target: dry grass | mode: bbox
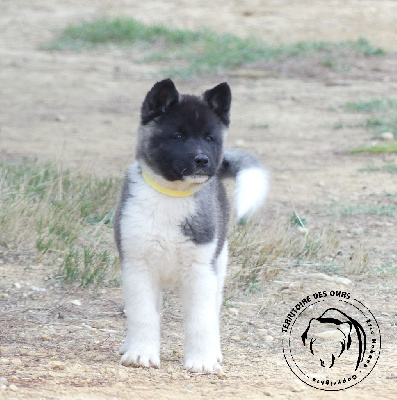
[345,244,371,274]
[227,218,340,296]
[0,159,121,286]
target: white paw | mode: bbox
[184,356,222,374]
[120,348,160,368]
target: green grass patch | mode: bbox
[43,18,201,50]
[375,261,397,275]
[250,123,270,129]
[330,193,397,218]
[342,99,396,113]
[337,203,397,217]
[360,164,397,174]
[0,159,122,286]
[341,98,397,139]
[351,141,397,154]
[42,17,385,77]
[345,204,397,217]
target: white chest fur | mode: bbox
[119,163,216,285]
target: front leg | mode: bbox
[119,261,161,368]
[181,262,222,373]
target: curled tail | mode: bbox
[218,148,269,221]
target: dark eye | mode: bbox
[174,133,184,141]
[206,135,214,143]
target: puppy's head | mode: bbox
[136,79,231,183]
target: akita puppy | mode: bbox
[114,79,268,373]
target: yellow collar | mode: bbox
[142,170,197,198]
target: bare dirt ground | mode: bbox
[1,1,397,399]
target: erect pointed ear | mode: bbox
[203,82,231,126]
[141,79,179,124]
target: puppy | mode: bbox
[114,79,268,373]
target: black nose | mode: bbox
[194,154,209,167]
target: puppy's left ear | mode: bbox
[141,79,180,124]
[203,82,231,126]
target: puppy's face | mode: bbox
[136,79,231,182]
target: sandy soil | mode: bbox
[1,1,397,399]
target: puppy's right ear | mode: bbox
[141,79,179,124]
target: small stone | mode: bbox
[374,221,394,227]
[0,293,8,299]
[228,307,239,315]
[19,349,28,356]
[235,139,248,147]
[318,181,325,187]
[264,335,274,343]
[0,378,8,386]
[55,114,66,122]
[41,335,51,341]
[187,383,194,390]
[231,336,241,342]
[172,349,183,359]
[13,283,21,289]
[30,286,46,292]
[9,384,18,392]
[217,369,227,378]
[115,368,129,380]
[51,361,66,370]
[297,226,308,236]
[379,132,394,141]
[0,359,10,364]
[289,381,305,392]
[336,277,352,286]
[11,359,22,366]
[354,228,364,236]
[308,272,351,286]
[70,300,81,306]
[263,391,271,396]
[288,282,301,289]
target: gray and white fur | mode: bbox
[114,79,268,373]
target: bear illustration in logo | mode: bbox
[301,308,366,371]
